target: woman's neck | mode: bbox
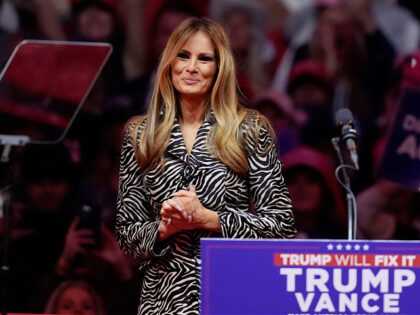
[179,96,208,126]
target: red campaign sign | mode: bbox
[274,253,420,267]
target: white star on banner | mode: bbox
[354,244,361,250]
[363,244,370,251]
[336,244,343,250]
[345,244,352,250]
[327,244,334,250]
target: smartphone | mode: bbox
[77,204,102,250]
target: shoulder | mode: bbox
[240,109,276,155]
[123,115,148,143]
[125,115,147,133]
[240,108,272,132]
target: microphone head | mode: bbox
[334,108,354,127]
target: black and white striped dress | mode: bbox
[116,110,296,315]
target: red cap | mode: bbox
[288,59,331,90]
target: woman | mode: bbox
[116,17,296,314]
[44,280,107,315]
[282,146,346,239]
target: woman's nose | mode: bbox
[186,58,198,72]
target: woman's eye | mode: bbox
[199,56,214,62]
[177,53,189,59]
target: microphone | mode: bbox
[334,108,359,170]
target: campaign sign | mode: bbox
[379,86,420,191]
[201,238,420,315]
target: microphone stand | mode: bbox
[331,137,358,240]
[0,135,30,315]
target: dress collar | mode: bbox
[166,108,216,165]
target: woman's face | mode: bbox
[154,11,192,58]
[171,31,217,103]
[55,287,96,315]
[223,10,252,53]
[287,170,323,213]
[26,178,70,212]
[76,6,114,41]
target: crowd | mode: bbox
[0,0,419,314]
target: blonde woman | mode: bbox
[116,17,296,315]
[44,280,106,315]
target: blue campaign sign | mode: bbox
[379,86,420,191]
[201,238,420,315]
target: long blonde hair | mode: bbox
[44,280,107,315]
[131,17,271,175]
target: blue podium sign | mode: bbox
[201,239,420,315]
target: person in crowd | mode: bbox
[0,143,138,314]
[32,0,145,82]
[30,0,153,172]
[273,0,396,121]
[1,144,78,312]
[77,107,131,229]
[210,0,274,100]
[116,17,296,314]
[356,51,420,241]
[282,145,347,239]
[250,89,305,157]
[55,214,139,315]
[142,0,204,104]
[43,280,107,315]
[286,59,336,156]
[357,180,420,240]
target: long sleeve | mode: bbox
[218,122,297,239]
[115,124,170,263]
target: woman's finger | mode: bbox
[166,199,183,212]
[172,190,195,198]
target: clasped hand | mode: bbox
[160,186,204,231]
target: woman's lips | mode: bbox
[182,78,200,84]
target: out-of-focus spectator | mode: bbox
[277,0,398,192]
[143,0,204,104]
[251,89,305,156]
[372,51,420,172]
[357,180,420,240]
[282,145,346,239]
[29,0,149,171]
[145,0,205,70]
[78,107,129,230]
[259,0,290,77]
[44,280,107,315]
[357,51,420,241]
[287,59,335,155]
[1,144,78,312]
[55,213,138,315]
[273,0,400,109]
[0,143,137,314]
[210,0,274,100]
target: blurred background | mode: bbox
[0,0,419,314]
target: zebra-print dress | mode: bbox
[116,110,296,315]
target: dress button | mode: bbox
[182,164,193,187]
